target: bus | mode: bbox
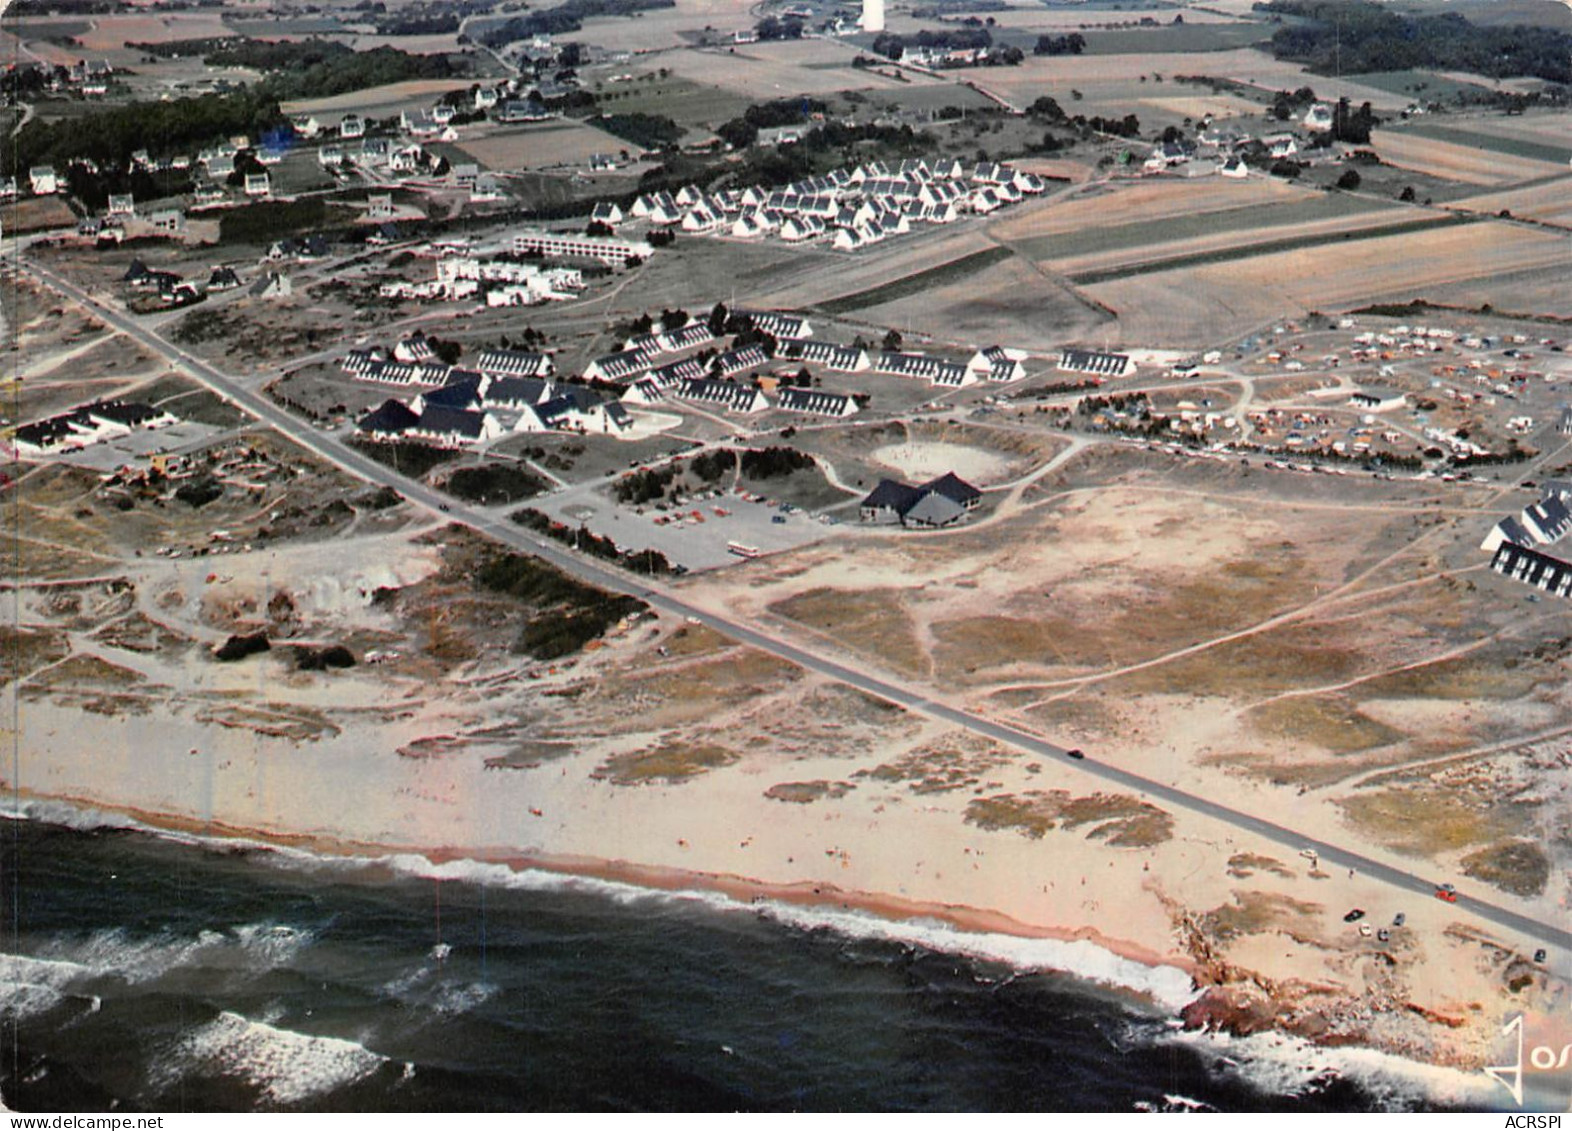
[727,542,761,559]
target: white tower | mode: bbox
[862,0,885,33]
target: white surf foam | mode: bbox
[161,1011,385,1106]
[1160,1026,1505,1111]
[378,853,1199,1011]
[0,955,79,1020]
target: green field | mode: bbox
[1016,191,1400,263]
[588,76,750,130]
[1068,213,1475,284]
[1337,69,1494,101]
[1081,23,1272,55]
[816,246,1015,313]
[1398,121,1570,165]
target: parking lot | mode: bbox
[45,422,231,473]
[527,480,836,572]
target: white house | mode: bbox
[29,166,58,195]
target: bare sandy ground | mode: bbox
[1370,129,1570,186]
[1444,178,1572,226]
[1082,221,1571,346]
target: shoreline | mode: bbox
[6,786,1199,998]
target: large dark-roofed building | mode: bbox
[1491,541,1572,598]
[1059,349,1131,378]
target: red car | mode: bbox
[1435,884,1458,903]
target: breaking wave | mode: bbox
[1159,1026,1505,1111]
[157,1012,385,1106]
[377,853,1200,1012]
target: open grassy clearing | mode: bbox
[1369,128,1568,186]
[1445,179,1572,226]
[659,44,946,97]
[0,626,70,686]
[817,247,1015,314]
[1246,694,1406,755]
[990,177,1301,243]
[1066,214,1475,285]
[1339,784,1533,859]
[593,739,740,785]
[1083,219,1570,345]
[1018,190,1400,263]
[965,789,1174,847]
[1338,69,1495,101]
[854,255,1108,351]
[1081,22,1272,54]
[456,121,630,170]
[593,74,750,129]
[568,648,802,732]
[1460,840,1550,897]
[770,587,927,678]
[1397,122,1570,167]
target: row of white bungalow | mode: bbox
[622,159,1045,250]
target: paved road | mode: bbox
[21,257,1572,958]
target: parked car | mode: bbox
[1344,908,1365,922]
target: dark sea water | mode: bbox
[0,812,1496,1112]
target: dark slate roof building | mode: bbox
[860,478,926,523]
[903,490,966,528]
[1060,349,1131,378]
[675,378,768,413]
[1523,495,1572,544]
[356,399,419,437]
[483,377,553,409]
[778,338,868,372]
[86,401,163,428]
[418,377,484,412]
[922,471,982,509]
[1491,541,1572,598]
[777,387,858,417]
[860,472,982,525]
[475,348,553,378]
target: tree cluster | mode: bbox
[1033,33,1085,56]
[1259,0,1572,84]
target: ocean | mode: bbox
[0,811,1498,1112]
